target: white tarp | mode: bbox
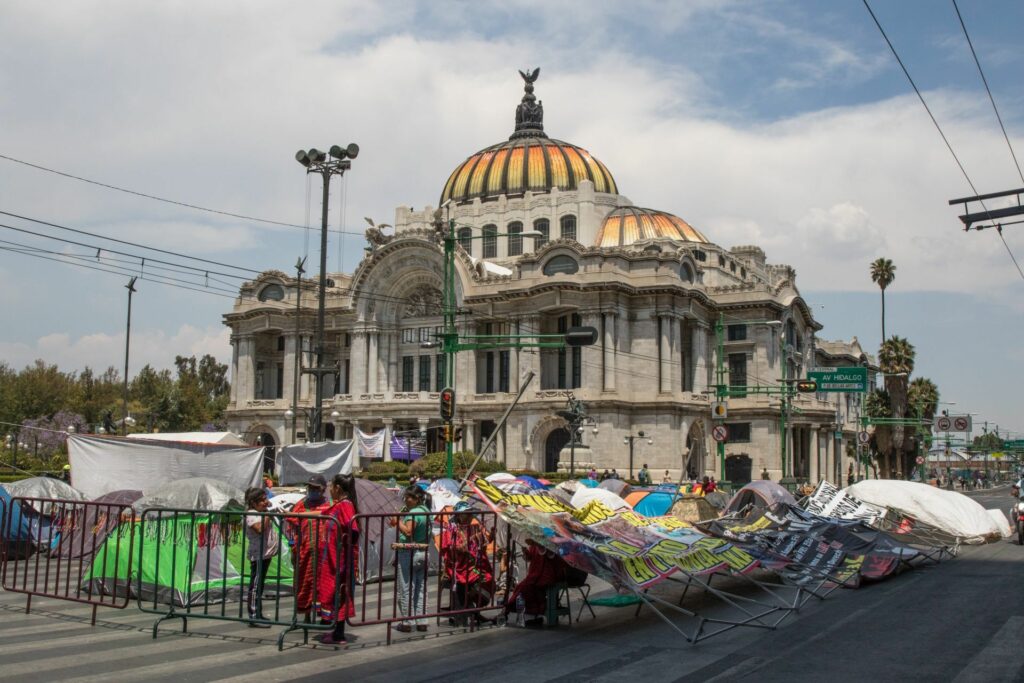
[275,440,354,485]
[846,479,1004,544]
[127,432,247,445]
[68,434,263,499]
[570,486,632,511]
[134,478,246,512]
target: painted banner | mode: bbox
[470,477,757,590]
[803,481,886,521]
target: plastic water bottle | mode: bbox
[515,594,525,626]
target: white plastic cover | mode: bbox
[68,435,263,499]
[275,441,354,485]
[134,478,246,512]
[570,486,632,511]
[845,480,1003,544]
[126,432,247,445]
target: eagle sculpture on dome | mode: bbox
[518,67,540,85]
[514,68,544,137]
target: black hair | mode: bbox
[331,474,359,512]
[244,487,266,509]
[403,484,425,503]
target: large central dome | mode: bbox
[440,70,618,205]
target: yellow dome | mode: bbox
[440,69,617,205]
[595,206,709,248]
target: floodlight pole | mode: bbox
[123,277,138,436]
[291,257,306,444]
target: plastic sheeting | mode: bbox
[846,480,1004,544]
[133,478,246,512]
[3,477,86,515]
[570,486,632,511]
[275,441,354,485]
[126,432,247,445]
[68,435,263,499]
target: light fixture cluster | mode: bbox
[295,144,360,168]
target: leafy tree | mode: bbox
[879,336,915,478]
[973,432,1003,450]
[864,389,892,477]
[870,258,896,342]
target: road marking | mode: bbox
[952,616,1024,682]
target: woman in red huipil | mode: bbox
[316,474,359,645]
[504,539,566,628]
[441,502,493,624]
[285,474,332,622]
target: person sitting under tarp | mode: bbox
[441,501,494,626]
[504,539,567,628]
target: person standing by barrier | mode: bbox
[286,474,332,622]
[441,501,494,626]
[316,474,359,645]
[389,485,430,633]
[244,487,279,628]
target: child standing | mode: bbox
[244,487,280,627]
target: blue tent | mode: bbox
[0,485,34,557]
[628,490,677,517]
[515,474,546,490]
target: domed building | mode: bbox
[224,71,872,487]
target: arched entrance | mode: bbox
[544,428,571,473]
[257,431,277,474]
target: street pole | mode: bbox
[123,277,137,436]
[443,218,457,479]
[715,314,726,480]
[291,257,305,444]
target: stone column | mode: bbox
[521,316,541,387]
[238,335,256,402]
[582,311,602,394]
[602,311,616,391]
[367,330,379,394]
[812,429,822,484]
[387,332,399,393]
[382,418,393,462]
[229,336,240,405]
[350,330,366,395]
[509,319,521,392]
[464,420,476,454]
[282,334,298,406]
[659,315,672,394]
[691,323,709,393]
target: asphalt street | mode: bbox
[0,486,1020,682]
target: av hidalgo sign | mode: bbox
[807,367,869,393]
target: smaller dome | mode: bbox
[595,206,709,248]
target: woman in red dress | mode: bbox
[316,474,359,645]
[504,539,567,628]
[285,474,332,622]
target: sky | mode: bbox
[0,0,1021,435]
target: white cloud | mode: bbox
[0,325,231,376]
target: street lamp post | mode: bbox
[295,144,359,442]
[291,256,306,445]
[123,276,137,436]
[623,431,651,480]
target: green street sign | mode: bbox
[1004,439,1024,449]
[808,366,868,393]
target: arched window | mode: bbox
[507,221,523,256]
[482,224,497,258]
[680,263,694,283]
[258,284,284,302]
[559,214,577,242]
[543,255,579,276]
[533,218,549,249]
[457,227,473,254]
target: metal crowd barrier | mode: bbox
[136,508,346,650]
[0,496,135,625]
[348,509,515,644]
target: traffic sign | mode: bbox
[712,425,729,443]
[712,402,728,419]
[1005,440,1024,449]
[935,416,952,431]
[951,415,971,432]
[807,366,868,393]
[915,456,924,465]
[857,431,871,445]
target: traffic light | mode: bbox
[565,326,598,347]
[440,387,456,421]
[712,402,728,419]
[795,380,818,393]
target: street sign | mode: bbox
[857,431,871,445]
[951,415,972,432]
[915,456,924,465]
[1005,440,1024,449]
[712,425,729,443]
[935,416,952,431]
[807,366,868,393]
[712,402,728,419]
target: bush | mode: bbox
[365,460,409,475]
[409,451,507,478]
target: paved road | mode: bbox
[1,487,1021,682]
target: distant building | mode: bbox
[224,72,871,486]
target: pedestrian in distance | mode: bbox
[638,464,650,486]
[244,487,280,628]
[285,474,332,623]
[389,485,430,632]
[587,467,598,481]
[662,470,672,483]
[316,474,359,645]
[761,467,771,480]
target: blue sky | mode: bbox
[0,0,1021,434]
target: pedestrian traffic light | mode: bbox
[712,402,728,419]
[440,387,455,421]
[796,380,818,393]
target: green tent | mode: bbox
[84,513,293,608]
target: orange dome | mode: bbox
[595,206,709,248]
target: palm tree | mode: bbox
[870,258,896,343]
[879,336,915,478]
[907,377,939,477]
[864,388,892,478]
